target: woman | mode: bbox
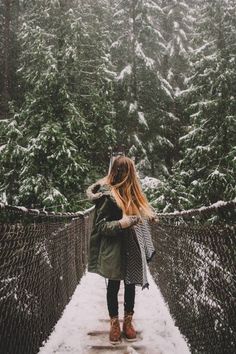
[86,155,157,345]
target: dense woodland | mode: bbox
[0,0,235,212]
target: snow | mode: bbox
[113,9,125,18]
[198,200,229,210]
[138,112,148,127]
[135,42,155,69]
[184,239,232,318]
[193,40,215,54]
[167,68,173,81]
[179,127,202,142]
[141,176,163,190]
[0,144,6,152]
[166,111,179,121]
[191,180,199,186]
[103,68,117,78]
[110,40,121,49]
[38,268,190,354]
[163,200,232,217]
[133,134,143,148]
[116,64,132,81]
[0,192,7,203]
[129,101,138,113]
[146,2,163,13]
[42,188,66,203]
[179,29,187,41]
[35,242,52,268]
[157,75,173,99]
[173,21,179,30]
[16,206,28,212]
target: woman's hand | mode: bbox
[118,215,141,229]
[149,214,159,223]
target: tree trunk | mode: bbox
[131,0,137,102]
[2,0,11,117]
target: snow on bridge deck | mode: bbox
[38,268,190,354]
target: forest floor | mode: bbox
[38,268,190,354]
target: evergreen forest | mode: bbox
[0,0,235,212]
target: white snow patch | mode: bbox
[135,42,155,69]
[38,268,190,354]
[0,144,6,152]
[141,176,163,190]
[138,112,148,127]
[43,188,66,203]
[129,101,138,114]
[0,192,7,203]
[116,64,132,81]
[193,40,215,54]
[16,206,28,212]
[133,133,143,147]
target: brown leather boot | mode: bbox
[122,310,137,341]
[109,315,121,345]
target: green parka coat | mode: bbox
[86,181,131,280]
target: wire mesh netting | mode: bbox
[149,201,236,354]
[0,201,235,354]
[0,204,95,354]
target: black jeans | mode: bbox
[106,279,135,318]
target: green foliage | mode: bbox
[0,0,116,208]
[175,0,236,207]
[0,0,235,212]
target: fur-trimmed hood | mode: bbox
[86,179,117,204]
[86,179,159,223]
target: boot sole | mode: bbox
[109,339,122,345]
[124,336,138,342]
[122,331,138,342]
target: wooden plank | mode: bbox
[86,346,148,354]
[87,330,142,336]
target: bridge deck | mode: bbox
[38,269,190,354]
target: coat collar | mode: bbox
[86,180,117,204]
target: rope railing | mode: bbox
[156,199,235,217]
[0,202,94,219]
[0,200,235,354]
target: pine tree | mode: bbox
[0,0,20,118]
[0,0,90,208]
[158,0,194,170]
[109,0,177,178]
[75,0,117,171]
[176,0,236,207]
[161,0,193,91]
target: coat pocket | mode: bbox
[98,236,122,279]
[100,237,116,259]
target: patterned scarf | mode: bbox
[124,218,156,290]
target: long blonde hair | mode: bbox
[102,155,156,219]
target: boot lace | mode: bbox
[111,317,120,336]
[125,314,133,328]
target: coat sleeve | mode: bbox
[94,196,122,237]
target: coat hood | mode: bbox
[86,179,117,204]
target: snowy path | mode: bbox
[38,268,190,354]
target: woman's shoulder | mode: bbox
[86,178,117,205]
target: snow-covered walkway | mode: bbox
[38,268,190,354]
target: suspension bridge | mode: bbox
[0,201,235,354]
